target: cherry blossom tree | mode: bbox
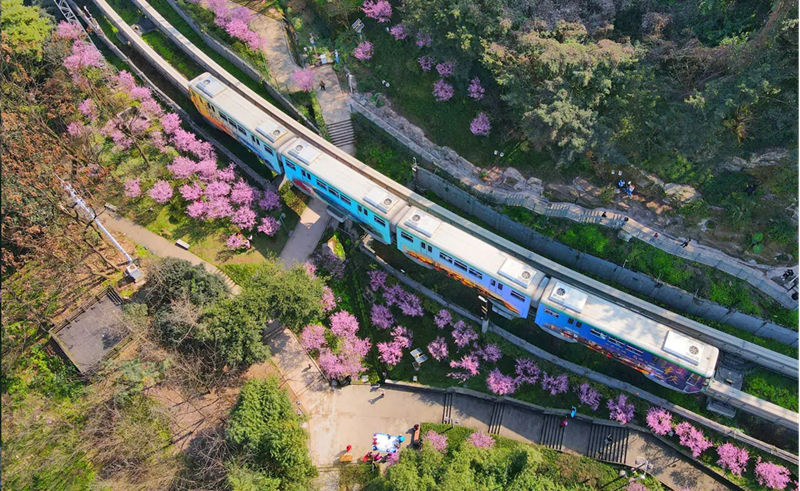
[626,483,647,491]
[231,207,257,229]
[258,189,280,211]
[646,408,673,436]
[477,344,502,363]
[418,56,434,71]
[205,197,234,219]
[368,270,388,291]
[467,432,494,449]
[427,336,448,361]
[217,164,236,182]
[171,128,215,160]
[383,284,406,306]
[377,341,403,366]
[451,320,478,348]
[361,0,392,22]
[301,324,328,351]
[55,21,84,41]
[716,443,749,477]
[755,458,792,490]
[291,68,315,92]
[470,113,491,136]
[353,41,374,61]
[63,40,104,82]
[230,180,256,205]
[432,79,454,101]
[674,422,712,458]
[78,98,98,121]
[487,369,516,395]
[514,358,540,386]
[448,354,480,382]
[321,286,336,312]
[226,233,249,250]
[576,383,602,411]
[161,113,182,135]
[186,200,208,218]
[257,216,279,236]
[148,180,173,203]
[435,61,454,77]
[179,182,203,201]
[390,24,408,40]
[195,159,219,180]
[607,394,635,425]
[205,180,232,198]
[424,430,447,452]
[168,156,197,179]
[66,122,87,138]
[434,309,452,329]
[397,291,423,317]
[371,303,394,330]
[330,311,359,338]
[390,326,413,349]
[467,77,485,100]
[541,373,569,396]
[415,31,432,47]
[124,178,141,198]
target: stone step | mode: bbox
[539,414,566,450]
[586,423,629,464]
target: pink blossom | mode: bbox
[674,422,712,458]
[368,270,388,292]
[427,337,448,361]
[432,79,454,102]
[124,178,142,198]
[205,180,231,198]
[645,408,672,436]
[541,372,569,396]
[140,98,163,118]
[607,394,635,425]
[330,311,359,338]
[230,180,256,205]
[304,261,317,279]
[435,61,454,77]
[448,354,480,382]
[343,335,372,359]
[225,18,261,50]
[195,159,218,181]
[226,233,249,250]
[321,286,336,312]
[186,200,208,218]
[418,56,434,71]
[434,309,452,329]
[318,348,360,379]
[63,40,104,79]
[470,113,491,136]
[179,182,203,201]
[150,131,167,152]
[115,71,137,92]
[467,432,494,449]
[129,86,152,101]
[467,77,485,100]
[390,24,408,40]
[161,113,182,135]
[148,180,173,203]
[67,121,87,137]
[205,197,234,219]
[168,156,197,179]
[383,284,406,307]
[353,41,374,61]
[390,326,413,349]
[415,32,432,47]
[716,443,749,477]
[397,291,423,317]
[377,341,403,366]
[477,344,502,363]
[258,189,280,211]
[361,0,391,22]
[216,164,236,182]
[55,21,84,41]
[755,458,792,490]
[300,324,328,351]
[514,358,540,386]
[487,369,516,395]
[626,484,647,491]
[423,430,447,452]
[385,452,399,466]
[171,128,215,160]
[78,98,98,121]
[231,207,257,229]
[370,304,394,330]
[451,320,477,348]
[291,68,315,92]
[313,247,346,279]
[257,216,279,236]
[576,383,602,411]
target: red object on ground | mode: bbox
[346,444,352,452]
[362,454,370,462]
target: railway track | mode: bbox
[85,0,799,443]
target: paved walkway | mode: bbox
[101,212,241,294]
[278,197,330,267]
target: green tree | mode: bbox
[226,378,316,487]
[226,463,281,491]
[139,258,228,312]
[0,0,52,59]
[241,262,325,331]
[197,296,270,370]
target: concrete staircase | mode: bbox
[327,119,355,148]
[539,414,567,451]
[586,423,630,464]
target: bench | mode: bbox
[411,424,421,448]
[175,239,190,250]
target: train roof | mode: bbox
[282,137,406,218]
[188,73,290,144]
[399,207,545,295]
[540,280,719,376]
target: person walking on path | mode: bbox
[560,418,568,428]
[681,239,690,248]
[334,49,339,64]
[570,406,577,418]
[379,389,386,399]
[606,434,614,444]
[319,80,326,91]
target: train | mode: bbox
[187,72,719,393]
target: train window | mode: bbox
[340,195,351,205]
[439,252,453,263]
[567,318,574,325]
[236,124,245,134]
[497,283,504,291]
[400,231,413,242]
[285,161,296,170]
[357,205,363,213]
[263,145,274,156]
[251,135,257,144]
[328,188,340,198]
[373,216,386,227]
[510,290,525,301]
[576,321,583,327]
[490,279,496,287]
[427,245,432,252]
[608,337,624,348]
[543,308,559,317]
[315,179,327,190]
[453,260,468,271]
[468,268,483,279]
[590,329,605,338]
[420,240,427,249]
[627,345,643,355]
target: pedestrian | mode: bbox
[346,444,352,453]
[379,389,386,398]
[601,212,607,218]
[606,434,614,444]
[334,49,339,64]
[319,80,326,91]
[570,406,577,418]
[653,233,659,239]
[617,179,625,188]
[681,240,690,248]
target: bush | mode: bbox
[197,296,270,370]
[139,258,228,312]
[226,378,316,487]
[241,262,325,331]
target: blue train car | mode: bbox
[188,73,291,174]
[279,138,407,244]
[395,206,547,319]
[535,280,719,393]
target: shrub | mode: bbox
[140,258,228,311]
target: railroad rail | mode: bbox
[89,0,799,434]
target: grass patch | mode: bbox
[141,31,204,79]
[742,368,799,411]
